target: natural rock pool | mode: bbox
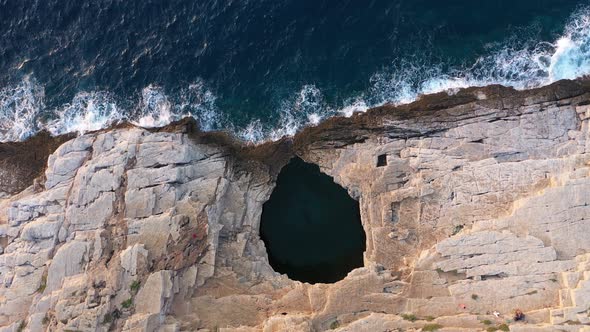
[260,157,366,284]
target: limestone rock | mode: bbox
[120,244,148,276]
[135,270,174,315]
[47,240,89,291]
[3,80,590,331]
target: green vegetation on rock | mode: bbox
[401,313,418,322]
[422,323,443,331]
[121,298,133,309]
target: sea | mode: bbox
[1,0,590,143]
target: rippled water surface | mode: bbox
[1,0,589,142]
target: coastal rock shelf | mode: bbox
[259,157,365,284]
[3,79,590,331]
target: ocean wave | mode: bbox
[0,78,222,142]
[0,77,44,142]
[238,85,328,142]
[2,7,590,143]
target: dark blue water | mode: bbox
[259,157,365,283]
[1,0,589,142]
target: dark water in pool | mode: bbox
[1,0,590,142]
[259,157,365,283]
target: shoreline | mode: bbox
[3,75,590,330]
[3,77,590,197]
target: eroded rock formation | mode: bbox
[3,79,590,331]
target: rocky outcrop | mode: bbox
[0,132,73,197]
[3,79,590,331]
[0,124,284,331]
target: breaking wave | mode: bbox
[0,79,223,142]
[2,7,590,143]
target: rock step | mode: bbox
[562,271,582,289]
[571,280,590,308]
[559,289,573,307]
[553,254,590,325]
[511,324,585,332]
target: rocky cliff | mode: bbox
[3,79,590,331]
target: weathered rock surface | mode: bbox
[3,79,590,331]
[0,132,73,197]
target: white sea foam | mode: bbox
[338,7,590,118]
[0,79,222,142]
[3,8,590,143]
[0,77,44,142]
[135,86,176,128]
[421,7,590,93]
[134,83,224,130]
[338,98,368,117]
[178,81,221,131]
[269,85,327,140]
[46,91,122,136]
[237,84,329,142]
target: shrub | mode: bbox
[42,315,49,325]
[103,313,112,324]
[498,324,509,331]
[422,323,443,331]
[425,316,435,322]
[482,319,492,325]
[17,321,26,332]
[486,327,498,332]
[401,313,417,322]
[130,280,141,293]
[37,274,47,293]
[471,294,479,300]
[452,225,464,235]
[121,298,133,309]
[329,320,340,329]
